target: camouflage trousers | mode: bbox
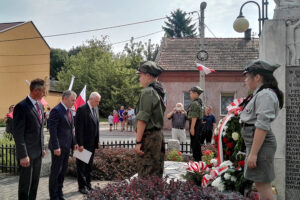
[137,130,165,178]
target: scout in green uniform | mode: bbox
[240,60,284,200]
[135,61,166,178]
[187,86,203,161]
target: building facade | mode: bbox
[156,37,259,129]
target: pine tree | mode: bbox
[162,9,197,38]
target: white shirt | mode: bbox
[28,95,39,111]
[127,109,135,120]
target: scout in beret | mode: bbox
[136,61,164,77]
[187,86,204,161]
[240,59,284,199]
[135,61,166,178]
[243,60,280,75]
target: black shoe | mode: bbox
[59,197,66,200]
[87,185,94,191]
[78,188,88,194]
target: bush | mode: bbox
[0,132,17,172]
[0,118,6,127]
[68,148,137,181]
[85,176,248,200]
[165,149,182,162]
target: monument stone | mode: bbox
[259,1,300,199]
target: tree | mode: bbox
[162,9,197,38]
[143,39,159,61]
[50,48,69,79]
[123,37,145,69]
[56,38,141,117]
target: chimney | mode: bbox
[244,28,251,40]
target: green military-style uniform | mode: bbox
[187,86,203,161]
[135,61,166,178]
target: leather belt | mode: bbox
[241,123,254,127]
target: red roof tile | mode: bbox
[156,37,259,71]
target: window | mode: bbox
[183,92,192,111]
[220,92,235,115]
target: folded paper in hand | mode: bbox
[73,149,92,164]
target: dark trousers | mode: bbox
[18,156,42,200]
[49,149,70,199]
[189,119,202,162]
[200,129,213,144]
[76,149,95,189]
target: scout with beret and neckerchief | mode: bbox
[187,86,204,161]
[240,60,284,199]
[135,61,166,178]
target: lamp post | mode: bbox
[233,0,269,36]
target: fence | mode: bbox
[0,144,18,174]
[101,140,192,154]
[0,140,192,174]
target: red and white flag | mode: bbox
[196,63,215,75]
[74,85,86,111]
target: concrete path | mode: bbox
[0,175,112,200]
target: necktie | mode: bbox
[93,108,97,118]
[35,102,42,123]
[67,109,72,123]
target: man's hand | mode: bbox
[135,144,144,156]
[54,148,61,156]
[190,128,195,136]
[74,144,79,151]
[42,150,46,158]
[20,156,30,167]
[79,146,84,152]
[247,154,257,169]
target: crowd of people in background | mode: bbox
[108,106,135,132]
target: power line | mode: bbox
[111,30,164,45]
[0,16,168,43]
[205,24,217,38]
[0,10,198,43]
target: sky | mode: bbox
[0,0,276,53]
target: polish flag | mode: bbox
[74,85,86,111]
[196,63,215,75]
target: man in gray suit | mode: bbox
[13,78,46,200]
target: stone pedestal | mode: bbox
[259,19,286,200]
[259,4,300,199]
[166,139,180,152]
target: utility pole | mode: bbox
[199,2,207,104]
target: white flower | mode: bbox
[223,126,228,131]
[231,176,237,182]
[224,173,231,180]
[211,177,221,187]
[222,130,227,136]
[217,182,225,191]
[210,159,218,167]
[232,132,239,141]
[220,160,233,168]
[214,128,218,136]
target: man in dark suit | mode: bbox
[13,78,47,200]
[48,90,78,200]
[75,92,101,194]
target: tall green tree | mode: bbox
[162,9,197,38]
[143,39,159,61]
[50,48,69,79]
[123,37,144,69]
[56,38,141,117]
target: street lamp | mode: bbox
[233,0,269,36]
